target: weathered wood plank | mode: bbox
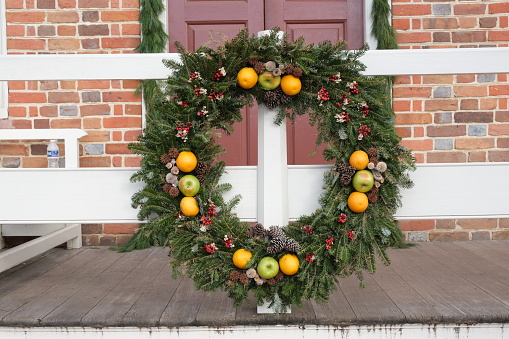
[455,241,509,271]
[311,284,357,325]
[80,248,164,326]
[195,291,238,326]
[43,248,152,326]
[430,242,509,308]
[400,244,509,322]
[386,245,469,322]
[1,247,120,326]
[159,277,206,326]
[0,247,105,324]
[0,248,77,294]
[338,271,405,324]
[121,248,180,327]
[369,252,442,323]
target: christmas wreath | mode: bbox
[121,29,415,312]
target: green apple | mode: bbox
[257,71,281,90]
[178,175,200,197]
[352,170,374,193]
[256,256,279,279]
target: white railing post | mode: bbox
[256,30,288,228]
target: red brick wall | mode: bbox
[392,0,509,241]
[2,0,142,246]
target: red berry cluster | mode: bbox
[317,87,331,101]
[325,236,334,250]
[204,242,218,254]
[301,225,313,235]
[358,102,370,117]
[223,235,234,248]
[337,94,350,107]
[329,75,341,82]
[347,230,356,242]
[176,122,193,141]
[358,125,371,137]
[347,81,359,94]
[177,100,189,107]
[208,91,225,101]
[208,205,217,217]
[189,72,201,81]
[305,253,316,262]
[201,215,212,227]
[337,213,347,223]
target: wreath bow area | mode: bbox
[118,29,415,311]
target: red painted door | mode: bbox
[167,0,364,165]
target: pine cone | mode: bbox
[264,90,279,109]
[168,148,180,159]
[267,278,276,286]
[268,226,284,240]
[340,173,352,186]
[283,64,303,77]
[196,174,206,186]
[367,147,378,158]
[195,161,211,175]
[169,186,180,197]
[275,271,284,281]
[274,88,291,105]
[253,223,266,238]
[367,191,378,204]
[160,153,172,164]
[162,184,173,194]
[229,270,241,281]
[369,157,379,166]
[253,61,266,74]
[284,238,301,252]
[239,274,249,285]
[267,238,285,254]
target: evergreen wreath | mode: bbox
[121,29,415,312]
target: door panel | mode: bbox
[167,0,364,166]
[168,0,263,165]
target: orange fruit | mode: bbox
[347,191,369,213]
[232,249,252,269]
[280,75,302,96]
[176,151,197,172]
[279,253,299,275]
[349,150,369,170]
[237,67,258,89]
[180,196,199,216]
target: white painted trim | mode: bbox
[1,48,508,81]
[0,1,8,119]
[363,0,377,49]
[1,323,509,339]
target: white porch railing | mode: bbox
[1,48,509,225]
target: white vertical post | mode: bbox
[256,30,288,228]
[257,105,289,227]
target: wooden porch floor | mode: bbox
[1,241,509,328]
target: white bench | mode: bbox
[0,129,87,271]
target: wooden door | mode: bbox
[167,0,364,165]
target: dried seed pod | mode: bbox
[165,162,173,169]
[166,173,179,186]
[246,268,257,279]
[171,166,179,175]
[376,161,387,173]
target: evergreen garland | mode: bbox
[121,29,415,311]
